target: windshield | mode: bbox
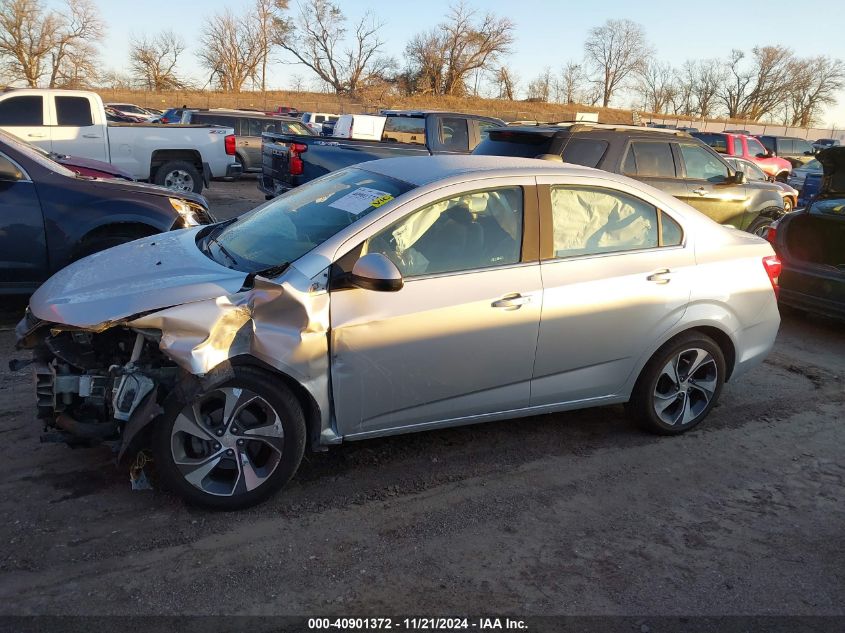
[202,167,416,273]
[0,129,76,177]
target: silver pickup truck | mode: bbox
[0,88,241,193]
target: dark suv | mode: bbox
[757,136,816,168]
[474,124,785,233]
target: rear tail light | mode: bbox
[762,255,782,298]
[224,134,236,155]
[289,142,307,176]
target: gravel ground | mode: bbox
[0,178,842,617]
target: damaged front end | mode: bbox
[16,313,174,454]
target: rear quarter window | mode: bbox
[473,133,554,158]
[560,138,608,168]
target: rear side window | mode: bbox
[623,142,676,177]
[0,96,43,126]
[474,132,553,158]
[730,136,744,157]
[439,117,469,151]
[550,186,659,258]
[794,139,813,155]
[55,96,93,126]
[779,138,795,154]
[478,120,500,142]
[382,116,426,144]
[560,138,608,168]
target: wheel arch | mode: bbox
[70,221,161,261]
[150,149,203,176]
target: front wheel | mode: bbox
[154,160,203,193]
[746,210,781,237]
[783,197,793,213]
[627,332,726,435]
[152,367,306,510]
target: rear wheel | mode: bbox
[154,160,202,193]
[783,197,793,213]
[628,332,726,435]
[152,367,306,510]
[747,210,781,237]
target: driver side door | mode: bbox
[675,142,749,227]
[329,178,542,439]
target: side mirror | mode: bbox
[732,170,746,184]
[350,253,404,292]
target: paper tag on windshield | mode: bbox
[329,187,393,215]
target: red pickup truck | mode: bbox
[693,132,792,182]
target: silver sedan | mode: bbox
[19,156,782,509]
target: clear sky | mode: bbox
[92,0,845,129]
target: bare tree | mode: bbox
[273,0,392,96]
[130,30,186,91]
[555,61,586,105]
[255,0,283,92]
[718,46,794,121]
[634,59,676,114]
[584,19,651,108]
[0,0,102,87]
[526,67,553,102]
[787,56,845,127]
[490,66,517,100]
[198,9,264,92]
[404,2,514,96]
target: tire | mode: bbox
[627,332,726,436]
[73,228,153,261]
[154,160,203,193]
[783,197,793,213]
[775,172,789,183]
[231,153,247,180]
[746,210,780,237]
[152,366,306,510]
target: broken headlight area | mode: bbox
[24,325,179,449]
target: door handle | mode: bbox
[692,187,707,196]
[82,133,101,139]
[27,133,46,138]
[492,293,531,309]
[647,269,672,284]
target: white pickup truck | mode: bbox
[0,88,241,193]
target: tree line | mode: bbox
[0,0,842,126]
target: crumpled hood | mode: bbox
[30,228,248,328]
[818,146,845,196]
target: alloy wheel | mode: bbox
[652,348,719,427]
[170,387,285,496]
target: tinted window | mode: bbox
[474,132,553,158]
[730,136,744,157]
[779,138,795,154]
[794,139,813,155]
[624,141,676,177]
[747,138,766,157]
[382,116,426,144]
[679,144,729,182]
[0,96,43,126]
[759,136,775,152]
[55,96,93,126]
[439,117,469,150]
[364,187,523,277]
[693,133,728,154]
[560,138,608,168]
[550,186,659,257]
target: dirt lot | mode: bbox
[0,178,843,617]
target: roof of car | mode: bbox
[357,154,600,186]
[490,123,690,137]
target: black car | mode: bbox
[767,146,845,319]
[0,130,214,294]
[473,124,785,233]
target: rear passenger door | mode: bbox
[0,94,50,151]
[532,177,693,405]
[49,95,108,162]
[621,140,687,199]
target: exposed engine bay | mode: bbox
[19,319,178,454]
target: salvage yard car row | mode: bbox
[1,87,843,511]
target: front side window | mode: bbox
[550,186,659,258]
[0,96,43,126]
[363,187,523,277]
[679,144,729,183]
[381,116,426,144]
[478,120,499,142]
[747,138,766,157]
[623,141,676,177]
[55,96,93,126]
[794,139,813,155]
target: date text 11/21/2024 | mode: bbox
[307,618,528,630]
